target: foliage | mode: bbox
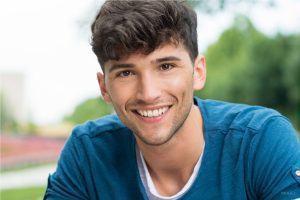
[1,186,45,200]
[186,0,276,13]
[64,97,113,124]
[195,16,300,128]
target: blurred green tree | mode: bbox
[195,16,300,128]
[282,34,300,127]
[64,97,113,124]
[186,0,276,12]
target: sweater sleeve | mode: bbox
[43,132,88,200]
[248,116,300,200]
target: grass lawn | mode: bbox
[1,186,46,200]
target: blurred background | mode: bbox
[0,0,299,199]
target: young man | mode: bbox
[44,0,300,199]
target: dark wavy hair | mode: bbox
[91,0,198,69]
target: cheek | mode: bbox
[108,83,133,108]
[163,72,194,92]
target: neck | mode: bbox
[136,105,204,195]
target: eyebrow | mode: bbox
[108,63,135,73]
[152,56,181,64]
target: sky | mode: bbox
[0,0,299,125]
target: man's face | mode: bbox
[98,44,206,146]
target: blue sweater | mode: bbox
[44,97,300,199]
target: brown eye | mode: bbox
[160,64,173,71]
[119,70,133,77]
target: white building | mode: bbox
[0,72,27,124]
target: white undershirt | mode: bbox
[136,144,205,200]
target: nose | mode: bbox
[136,73,161,104]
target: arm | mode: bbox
[249,116,300,200]
[44,133,88,200]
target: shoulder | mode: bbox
[60,114,135,164]
[195,97,300,198]
[195,97,285,132]
[71,113,129,139]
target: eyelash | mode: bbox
[116,63,175,78]
[117,70,134,77]
[160,63,174,71]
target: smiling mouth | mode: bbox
[135,106,170,118]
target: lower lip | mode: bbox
[134,108,170,123]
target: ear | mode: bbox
[97,72,112,103]
[193,55,206,91]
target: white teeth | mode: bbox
[143,111,148,117]
[159,108,163,115]
[137,107,168,118]
[148,111,153,117]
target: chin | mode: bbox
[136,131,175,146]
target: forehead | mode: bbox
[103,43,191,71]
